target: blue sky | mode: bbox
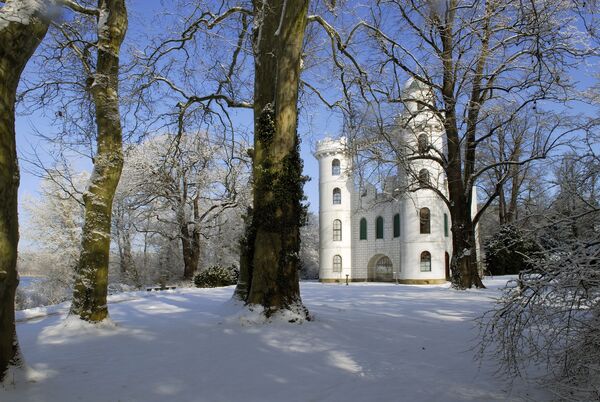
[15,0,342,218]
[15,0,599,224]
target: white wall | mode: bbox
[315,139,352,281]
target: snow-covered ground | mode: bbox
[2,277,548,402]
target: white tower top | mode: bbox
[314,136,348,159]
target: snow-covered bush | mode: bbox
[480,239,600,400]
[483,225,540,275]
[193,265,239,288]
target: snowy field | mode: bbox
[2,278,548,402]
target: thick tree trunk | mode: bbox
[235,0,309,318]
[0,1,49,382]
[180,226,200,280]
[439,0,485,289]
[449,205,484,289]
[180,193,200,280]
[70,0,127,322]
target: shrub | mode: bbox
[484,225,540,275]
[194,265,239,288]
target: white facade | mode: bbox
[314,79,477,284]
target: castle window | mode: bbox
[332,159,341,176]
[333,255,342,272]
[444,213,449,237]
[420,251,432,272]
[418,134,429,153]
[376,216,384,239]
[418,169,430,188]
[393,213,400,238]
[333,187,341,205]
[333,219,342,241]
[420,207,431,234]
[360,218,367,240]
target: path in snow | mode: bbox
[2,278,548,402]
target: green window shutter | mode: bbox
[376,216,384,239]
[393,214,400,238]
[360,218,367,240]
[444,213,449,237]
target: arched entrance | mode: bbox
[367,254,394,282]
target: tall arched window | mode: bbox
[359,218,367,240]
[420,251,432,272]
[393,213,400,238]
[333,255,342,272]
[420,207,431,234]
[418,134,429,153]
[333,219,342,241]
[332,187,341,205]
[376,216,384,239]
[332,159,341,176]
[418,169,430,187]
[444,213,449,237]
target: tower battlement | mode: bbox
[314,137,347,159]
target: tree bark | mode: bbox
[438,0,486,289]
[235,0,309,318]
[180,221,200,280]
[178,179,200,280]
[0,0,49,382]
[70,0,127,322]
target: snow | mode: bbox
[2,278,549,401]
[0,0,45,30]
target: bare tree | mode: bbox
[116,132,248,281]
[479,145,600,401]
[68,0,128,322]
[478,106,541,226]
[146,1,311,317]
[312,0,597,288]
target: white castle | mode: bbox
[314,78,479,284]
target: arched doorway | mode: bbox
[445,252,450,280]
[368,254,394,282]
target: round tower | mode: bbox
[399,78,452,283]
[314,137,353,283]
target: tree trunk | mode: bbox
[235,0,309,318]
[449,205,484,289]
[234,207,255,301]
[180,225,200,280]
[0,1,49,382]
[70,0,127,322]
[439,0,486,289]
[114,204,134,274]
[119,227,134,274]
[178,182,200,280]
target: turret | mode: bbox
[314,137,353,282]
[399,77,452,282]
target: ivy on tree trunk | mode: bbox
[235,0,310,318]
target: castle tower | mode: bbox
[314,137,353,282]
[399,77,452,282]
